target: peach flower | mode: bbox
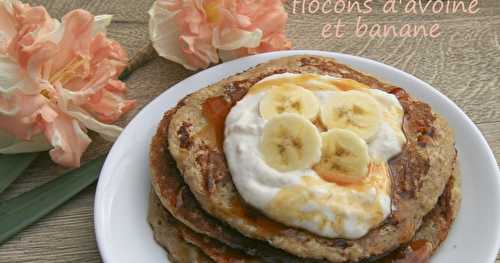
[0,0,135,167]
[149,0,291,70]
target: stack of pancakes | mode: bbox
[149,56,460,263]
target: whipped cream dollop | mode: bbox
[224,73,405,239]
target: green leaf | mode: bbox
[0,153,39,194]
[0,155,105,244]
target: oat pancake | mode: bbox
[149,171,459,263]
[150,104,460,263]
[165,56,458,262]
[149,192,261,263]
[367,164,460,263]
[148,192,213,263]
[151,108,321,263]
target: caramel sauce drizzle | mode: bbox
[248,73,369,94]
[266,162,390,238]
[201,96,232,150]
[200,74,373,151]
[227,199,286,236]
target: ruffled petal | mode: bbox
[212,27,262,50]
[149,0,195,69]
[54,83,129,141]
[149,0,219,70]
[0,54,25,94]
[89,33,127,76]
[50,9,94,73]
[39,10,97,90]
[92,14,112,36]
[54,55,134,119]
[42,111,91,168]
[163,0,183,11]
[0,0,17,51]
[0,91,47,140]
[61,106,123,142]
[84,87,136,124]
[7,1,58,65]
[247,32,291,54]
[244,0,288,33]
[179,32,218,69]
[24,41,58,93]
[211,7,261,50]
[148,0,291,69]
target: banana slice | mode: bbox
[259,84,320,120]
[320,90,382,141]
[260,113,321,172]
[313,129,369,184]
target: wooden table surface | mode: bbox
[0,0,499,262]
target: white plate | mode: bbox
[94,50,500,263]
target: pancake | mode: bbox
[164,55,457,262]
[150,108,321,263]
[148,191,214,263]
[149,154,460,263]
[367,162,460,263]
[149,191,261,263]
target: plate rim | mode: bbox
[94,50,500,263]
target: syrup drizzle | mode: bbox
[201,96,232,150]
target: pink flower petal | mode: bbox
[0,2,134,167]
[0,1,17,51]
[0,91,46,140]
[162,0,183,11]
[7,1,56,65]
[90,33,128,74]
[51,9,94,74]
[149,0,199,70]
[212,26,262,50]
[85,90,136,124]
[42,111,91,168]
[149,0,291,69]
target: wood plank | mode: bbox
[478,122,500,162]
[0,187,99,262]
[285,3,500,124]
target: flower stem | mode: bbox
[119,43,157,80]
